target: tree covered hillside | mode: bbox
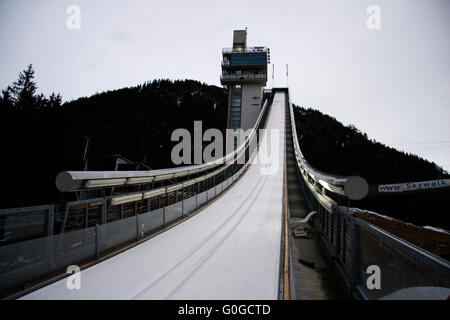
[293,105,448,183]
[293,105,450,229]
[0,65,227,208]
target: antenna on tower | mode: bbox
[286,63,289,87]
[272,64,275,88]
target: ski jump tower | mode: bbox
[221,30,270,130]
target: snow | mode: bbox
[423,226,450,235]
[352,208,450,234]
[21,92,287,300]
[379,286,450,300]
[350,208,394,221]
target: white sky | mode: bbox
[1,0,449,172]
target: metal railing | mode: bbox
[221,60,267,68]
[0,165,250,299]
[0,95,271,242]
[222,46,268,54]
[0,97,272,298]
[220,74,267,83]
[287,92,450,299]
[0,205,55,245]
[56,98,270,193]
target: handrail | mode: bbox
[288,98,450,197]
[106,132,254,206]
[287,93,349,199]
[220,74,267,81]
[222,46,268,54]
[56,99,269,192]
[287,89,450,299]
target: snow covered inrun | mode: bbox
[21,92,286,300]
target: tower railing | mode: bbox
[222,46,268,54]
[220,74,267,84]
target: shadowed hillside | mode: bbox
[0,66,227,208]
[293,105,450,230]
[1,65,448,230]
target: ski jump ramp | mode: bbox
[22,92,286,300]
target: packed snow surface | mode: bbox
[22,92,287,300]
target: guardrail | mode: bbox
[0,205,55,245]
[0,94,271,242]
[56,98,270,193]
[287,92,450,299]
[220,74,267,83]
[222,46,268,54]
[0,164,252,299]
[0,96,272,299]
[52,97,271,233]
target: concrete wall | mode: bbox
[240,84,263,130]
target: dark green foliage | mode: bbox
[1,65,447,229]
[62,79,227,170]
[0,67,227,208]
[293,104,447,183]
[1,64,62,111]
[293,104,450,229]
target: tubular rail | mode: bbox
[56,99,270,192]
[0,93,274,298]
[289,104,349,193]
[288,93,350,210]
[222,46,268,54]
[287,91,450,300]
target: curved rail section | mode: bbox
[56,98,270,192]
[20,92,286,299]
[0,97,272,299]
[2,89,449,300]
[287,92,450,300]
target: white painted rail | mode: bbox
[21,92,287,300]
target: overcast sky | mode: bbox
[1,0,449,173]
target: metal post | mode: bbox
[339,213,345,260]
[60,203,70,234]
[95,224,100,259]
[47,206,55,236]
[47,233,54,271]
[350,214,359,290]
[331,213,335,246]
[85,205,89,228]
[181,188,185,218]
[162,207,166,227]
[101,199,107,224]
[327,210,330,240]
[336,212,341,258]
[136,212,140,240]
[195,189,198,209]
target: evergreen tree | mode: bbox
[1,64,63,111]
[46,92,62,109]
[0,86,14,111]
[11,64,38,111]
